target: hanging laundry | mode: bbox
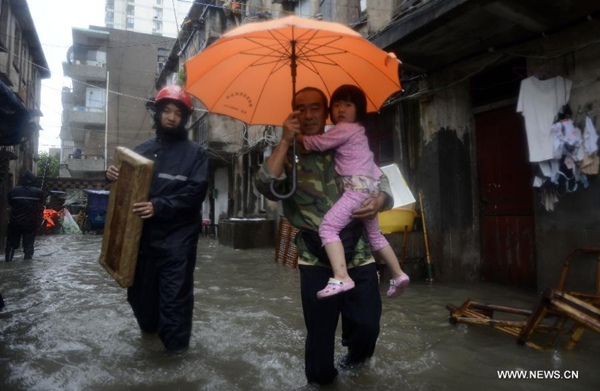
[562,120,582,148]
[581,115,599,175]
[540,184,559,211]
[550,122,565,159]
[517,76,572,162]
[538,159,561,184]
[558,119,585,161]
[583,116,599,154]
[580,153,599,175]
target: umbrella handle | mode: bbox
[269,138,297,200]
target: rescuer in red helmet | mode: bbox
[106,85,208,354]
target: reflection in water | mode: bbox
[0,235,598,390]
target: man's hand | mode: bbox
[282,111,301,144]
[106,165,119,181]
[351,193,386,220]
[132,201,154,219]
[265,111,302,179]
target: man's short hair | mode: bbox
[293,87,328,111]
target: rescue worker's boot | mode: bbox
[5,247,15,263]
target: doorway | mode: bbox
[475,106,537,289]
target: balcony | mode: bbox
[65,107,105,142]
[68,107,105,126]
[62,60,107,82]
[65,154,106,179]
[61,87,74,106]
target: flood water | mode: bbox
[1,234,598,390]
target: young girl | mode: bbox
[298,84,410,299]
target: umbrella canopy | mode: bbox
[185,15,401,126]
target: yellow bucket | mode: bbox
[378,208,417,234]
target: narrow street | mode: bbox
[0,234,598,390]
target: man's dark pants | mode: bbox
[127,249,197,352]
[299,262,382,385]
[6,222,37,260]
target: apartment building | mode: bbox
[61,26,175,178]
[0,0,49,251]
[105,0,192,37]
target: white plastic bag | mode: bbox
[60,209,82,235]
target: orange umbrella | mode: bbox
[185,15,401,126]
[185,15,401,198]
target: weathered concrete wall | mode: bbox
[416,77,480,281]
[207,115,244,152]
[366,0,396,33]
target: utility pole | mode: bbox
[104,71,110,170]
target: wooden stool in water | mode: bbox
[446,247,600,350]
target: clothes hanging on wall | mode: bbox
[534,116,598,211]
[517,76,572,162]
[581,116,600,175]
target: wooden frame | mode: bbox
[99,147,154,288]
[446,248,600,350]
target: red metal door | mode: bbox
[475,106,536,289]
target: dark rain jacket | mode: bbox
[134,134,208,258]
[8,171,43,227]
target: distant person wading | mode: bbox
[6,170,43,262]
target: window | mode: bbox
[360,0,367,13]
[359,0,368,20]
[157,50,167,73]
[13,25,21,71]
[127,5,135,16]
[0,1,7,47]
[298,0,310,18]
[19,44,29,104]
[154,7,162,19]
[153,20,162,32]
[364,111,394,165]
[378,137,394,163]
[156,0,162,5]
[106,0,114,9]
[126,17,134,28]
[105,11,114,23]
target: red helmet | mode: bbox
[155,85,193,112]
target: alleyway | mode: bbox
[0,234,598,390]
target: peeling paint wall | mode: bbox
[414,75,480,281]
